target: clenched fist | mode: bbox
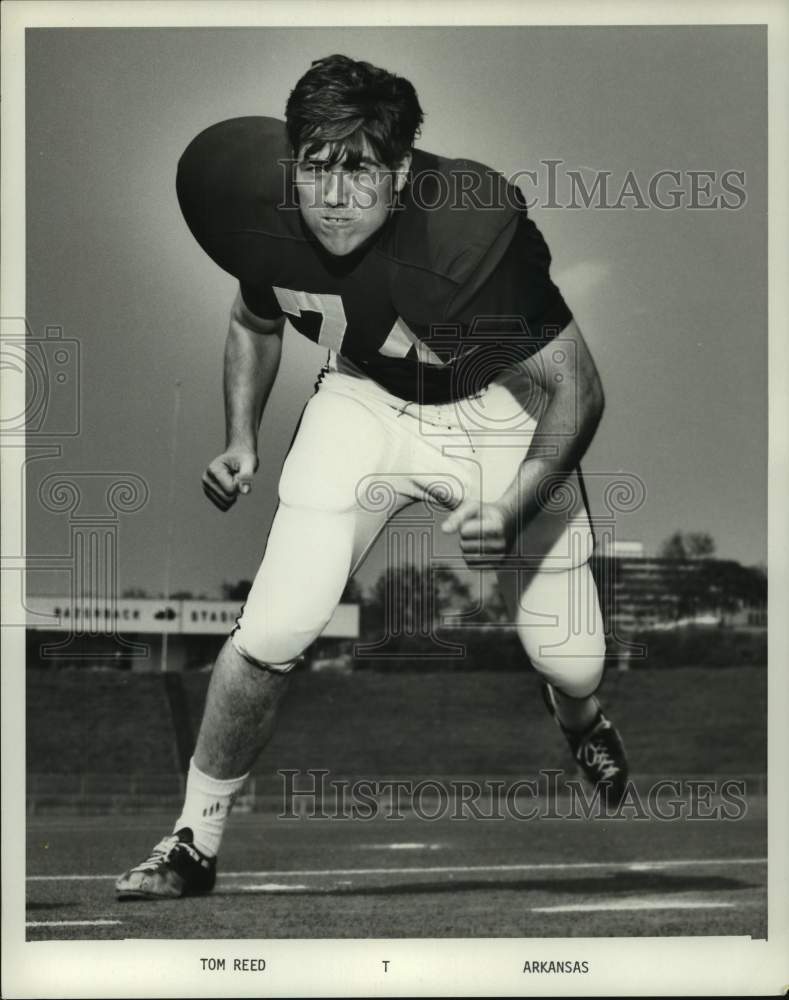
[441,499,516,568]
[202,446,258,511]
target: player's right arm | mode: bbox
[202,287,286,511]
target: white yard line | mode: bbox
[531,900,735,913]
[358,842,443,850]
[27,856,767,882]
[235,884,309,892]
[26,919,122,928]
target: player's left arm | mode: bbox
[501,317,604,519]
[442,319,604,564]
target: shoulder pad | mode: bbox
[176,117,303,273]
[381,148,522,324]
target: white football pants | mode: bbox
[232,356,605,698]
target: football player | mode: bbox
[116,54,628,900]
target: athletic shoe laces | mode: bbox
[580,733,621,780]
[131,833,202,873]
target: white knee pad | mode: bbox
[229,498,357,670]
[230,627,300,673]
[525,638,606,699]
[231,602,334,670]
[507,564,606,699]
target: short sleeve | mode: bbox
[239,281,284,320]
[451,210,573,363]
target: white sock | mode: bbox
[174,758,249,857]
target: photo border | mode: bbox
[2,1,787,996]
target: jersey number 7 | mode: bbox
[272,286,447,366]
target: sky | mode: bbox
[22,24,767,598]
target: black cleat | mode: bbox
[115,827,216,900]
[542,683,629,807]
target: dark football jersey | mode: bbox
[176,116,573,404]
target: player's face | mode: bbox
[295,139,411,256]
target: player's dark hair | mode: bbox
[285,54,424,169]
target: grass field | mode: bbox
[26,799,766,941]
[25,665,767,941]
[27,665,767,778]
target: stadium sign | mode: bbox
[25,597,359,637]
